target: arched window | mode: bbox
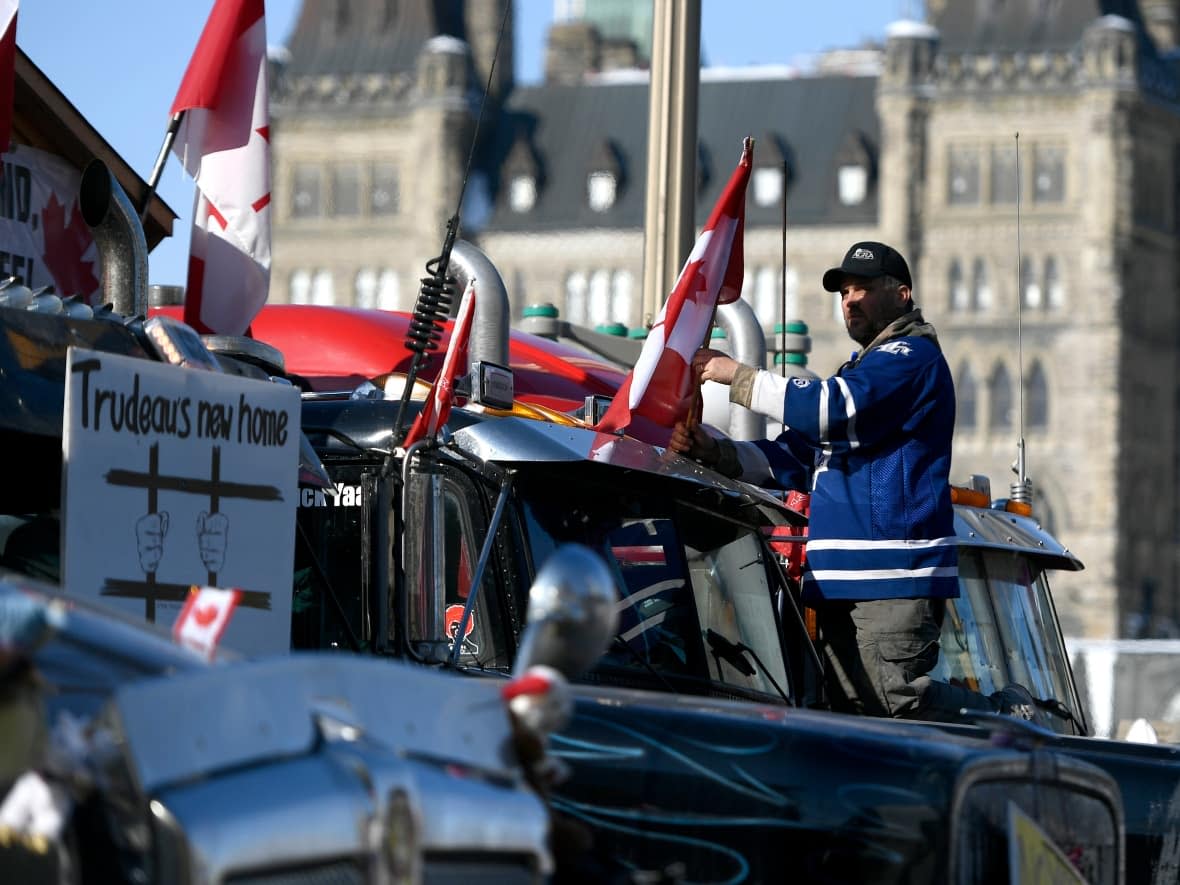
[754,266,778,324]
[1021,256,1041,309]
[312,270,335,306]
[949,259,969,313]
[588,270,611,326]
[972,258,992,312]
[956,361,977,431]
[290,269,311,304]
[377,269,399,310]
[355,268,378,309]
[565,271,588,325]
[988,362,1013,430]
[1045,256,1064,311]
[611,270,634,326]
[1026,360,1049,429]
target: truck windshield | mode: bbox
[932,548,1084,733]
[517,480,790,702]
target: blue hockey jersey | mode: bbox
[733,311,958,601]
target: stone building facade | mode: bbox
[269,0,1180,639]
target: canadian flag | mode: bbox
[0,0,17,156]
[402,279,477,447]
[171,0,271,336]
[172,586,241,660]
[594,140,752,443]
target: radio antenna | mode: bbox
[389,4,512,452]
[1011,132,1032,505]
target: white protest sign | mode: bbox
[62,347,299,655]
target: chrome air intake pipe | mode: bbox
[79,159,149,318]
[445,239,510,369]
[715,298,767,441]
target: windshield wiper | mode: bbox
[706,628,789,704]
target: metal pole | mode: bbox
[641,0,700,328]
[140,112,185,225]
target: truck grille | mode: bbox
[224,859,366,885]
[422,852,540,885]
[952,753,1122,885]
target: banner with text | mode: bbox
[0,144,98,299]
[62,347,299,655]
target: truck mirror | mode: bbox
[514,544,618,681]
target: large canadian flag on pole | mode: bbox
[0,0,17,156]
[402,279,477,448]
[594,139,752,442]
[171,0,271,336]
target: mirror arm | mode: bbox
[448,472,515,668]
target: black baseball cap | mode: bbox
[822,241,912,291]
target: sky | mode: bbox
[16,0,912,289]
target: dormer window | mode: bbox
[504,132,543,215]
[838,165,867,205]
[588,172,617,212]
[754,168,783,207]
[587,139,624,214]
[834,130,876,208]
[753,131,792,208]
[509,175,537,213]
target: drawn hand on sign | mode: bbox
[196,512,230,573]
[135,512,170,573]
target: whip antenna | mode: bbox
[390,4,512,450]
[1011,132,1031,505]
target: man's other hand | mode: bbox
[669,421,720,465]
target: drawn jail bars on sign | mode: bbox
[102,442,279,621]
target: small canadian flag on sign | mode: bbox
[172,586,241,660]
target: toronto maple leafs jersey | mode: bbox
[734,311,958,601]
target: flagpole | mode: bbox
[688,135,754,431]
[139,111,185,224]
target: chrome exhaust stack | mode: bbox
[446,239,510,370]
[79,159,148,318]
[715,298,767,440]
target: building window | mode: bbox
[1033,145,1065,203]
[988,362,1013,430]
[837,165,868,206]
[949,259,968,313]
[1021,256,1041,309]
[957,361,977,431]
[292,165,322,218]
[611,270,634,325]
[948,146,981,205]
[1044,256,1063,311]
[972,258,992,312]
[753,167,783,207]
[355,268,378,308]
[753,266,778,323]
[332,164,361,217]
[377,270,399,310]
[589,269,611,325]
[990,144,1018,204]
[311,270,335,306]
[370,162,399,216]
[290,269,311,304]
[565,271,587,325]
[1027,360,1048,429]
[588,172,617,212]
[509,175,537,213]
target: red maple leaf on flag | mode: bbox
[41,193,99,299]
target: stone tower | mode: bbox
[269,0,492,311]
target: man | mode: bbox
[670,241,1040,723]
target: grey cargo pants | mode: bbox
[817,597,994,720]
